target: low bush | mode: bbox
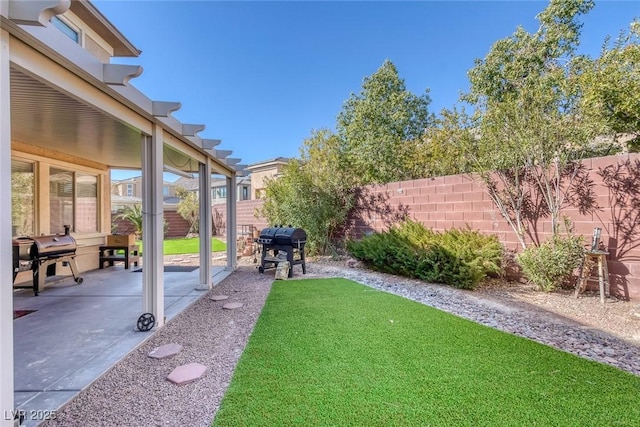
[517,232,585,292]
[346,219,503,289]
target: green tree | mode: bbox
[419,107,477,177]
[461,0,611,248]
[176,187,199,236]
[259,129,355,254]
[116,204,143,239]
[576,19,640,153]
[337,59,434,185]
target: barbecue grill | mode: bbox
[256,226,307,278]
[12,227,83,296]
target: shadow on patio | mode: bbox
[12,263,231,426]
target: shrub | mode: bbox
[346,219,503,290]
[517,232,585,292]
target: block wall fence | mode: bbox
[117,154,640,301]
[344,153,640,301]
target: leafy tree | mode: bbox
[259,129,355,254]
[576,19,640,153]
[116,204,143,239]
[337,59,434,185]
[176,187,199,236]
[461,0,609,248]
[418,107,477,177]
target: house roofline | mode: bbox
[71,0,141,57]
[246,157,290,171]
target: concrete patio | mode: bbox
[11,263,231,426]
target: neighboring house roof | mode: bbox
[112,177,141,184]
[212,176,251,187]
[175,176,251,191]
[111,195,142,204]
[174,176,199,191]
[246,157,291,172]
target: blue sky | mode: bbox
[96,1,640,180]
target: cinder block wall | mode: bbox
[347,154,640,301]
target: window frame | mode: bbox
[50,15,81,44]
[49,167,98,234]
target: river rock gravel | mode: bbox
[44,259,640,427]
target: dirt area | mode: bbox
[476,278,640,345]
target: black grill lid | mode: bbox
[258,226,307,246]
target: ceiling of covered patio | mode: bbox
[10,67,202,174]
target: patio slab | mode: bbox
[12,264,231,427]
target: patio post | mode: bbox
[141,125,165,327]
[198,161,212,289]
[1,23,15,426]
[225,174,237,270]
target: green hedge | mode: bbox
[346,219,503,290]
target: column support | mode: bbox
[141,125,164,328]
[225,174,237,270]
[0,24,15,426]
[198,161,212,289]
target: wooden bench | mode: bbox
[99,244,140,269]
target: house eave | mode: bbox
[70,0,141,57]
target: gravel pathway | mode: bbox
[45,262,640,427]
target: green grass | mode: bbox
[213,278,640,427]
[138,237,226,255]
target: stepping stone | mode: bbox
[210,295,229,301]
[222,302,243,310]
[148,343,183,359]
[166,363,207,386]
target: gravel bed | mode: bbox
[45,266,274,427]
[45,261,640,427]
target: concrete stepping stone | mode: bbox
[166,362,207,386]
[222,302,243,310]
[210,295,229,301]
[148,343,183,359]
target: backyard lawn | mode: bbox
[163,237,226,255]
[137,237,226,255]
[213,278,640,426]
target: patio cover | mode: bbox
[1,1,244,421]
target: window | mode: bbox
[11,160,35,237]
[51,16,79,43]
[75,173,98,233]
[49,168,97,234]
[163,185,170,197]
[126,183,134,197]
[241,186,249,201]
[213,187,226,199]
